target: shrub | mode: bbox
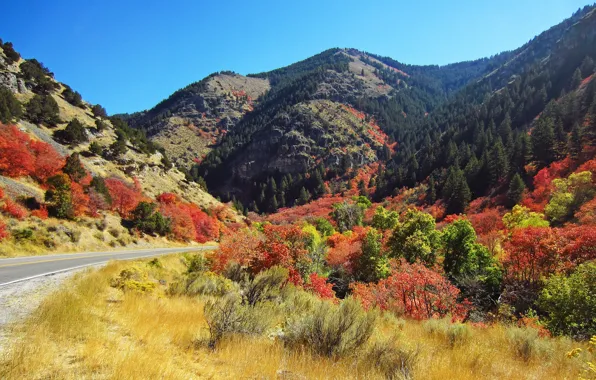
[243,266,288,306]
[110,266,156,293]
[45,174,74,219]
[1,41,20,64]
[538,262,596,339]
[506,326,551,362]
[0,219,8,241]
[284,297,376,357]
[26,94,60,126]
[13,228,33,241]
[88,141,103,156]
[204,293,273,348]
[364,337,418,380]
[2,198,28,219]
[172,271,237,297]
[423,319,471,348]
[330,201,364,232]
[129,201,171,236]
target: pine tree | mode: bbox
[568,123,583,160]
[488,138,508,186]
[427,176,436,204]
[531,116,555,167]
[63,153,86,182]
[443,167,471,215]
[298,187,310,205]
[570,68,582,90]
[506,173,525,207]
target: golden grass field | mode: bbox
[0,254,592,380]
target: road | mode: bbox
[0,246,216,286]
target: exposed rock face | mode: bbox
[127,73,270,169]
[0,71,26,93]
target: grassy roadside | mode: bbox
[0,253,590,379]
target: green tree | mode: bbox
[129,202,171,236]
[26,94,60,126]
[568,123,583,160]
[488,139,508,185]
[387,208,441,265]
[298,187,310,205]
[314,217,335,237]
[356,228,388,283]
[443,167,471,215]
[91,176,112,205]
[63,153,86,182]
[61,119,88,145]
[441,219,502,307]
[545,171,595,224]
[502,205,549,229]
[531,117,555,167]
[538,262,596,338]
[506,173,526,207]
[371,206,399,230]
[91,104,108,118]
[88,142,103,156]
[0,87,22,123]
[45,174,74,219]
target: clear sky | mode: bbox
[1,0,592,114]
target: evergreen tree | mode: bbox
[488,138,508,185]
[298,187,310,205]
[531,116,556,167]
[61,119,88,145]
[507,173,525,207]
[568,123,583,160]
[443,167,471,215]
[63,153,86,182]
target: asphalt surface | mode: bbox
[0,246,216,286]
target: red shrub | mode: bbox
[159,202,195,241]
[468,208,504,235]
[0,219,8,241]
[209,228,263,272]
[351,260,469,320]
[250,224,310,275]
[31,205,49,219]
[71,181,90,217]
[105,178,143,218]
[303,273,336,300]
[2,198,27,220]
[29,140,64,182]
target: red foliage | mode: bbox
[351,260,469,320]
[521,158,574,212]
[71,181,90,217]
[303,273,336,300]
[156,192,178,204]
[575,196,596,225]
[250,224,310,274]
[559,226,596,268]
[87,188,110,217]
[31,205,48,219]
[0,219,8,241]
[503,227,561,283]
[2,198,27,220]
[0,187,3,199]
[209,228,263,273]
[265,196,346,224]
[325,230,365,272]
[105,178,143,218]
[468,208,505,236]
[156,193,220,243]
[0,125,64,181]
[159,202,196,241]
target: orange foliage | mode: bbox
[209,228,262,273]
[105,178,144,218]
[303,273,336,300]
[351,260,469,320]
[156,193,220,243]
[2,198,27,220]
[31,206,49,220]
[0,124,64,181]
[71,181,90,217]
[265,196,346,224]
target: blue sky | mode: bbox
[1,0,592,114]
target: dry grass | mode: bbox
[0,255,588,379]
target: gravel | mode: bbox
[0,266,101,353]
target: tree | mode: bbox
[531,117,555,167]
[502,205,549,230]
[387,208,441,265]
[330,201,364,232]
[89,142,103,156]
[314,217,335,237]
[507,173,525,207]
[298,186,310,205]
[1,41,20,64]
[26,94,60,126]
[62,86,82,107]
[355,228,388,283]
[545,171,595,224]
[105,177,143,218]
[63,153,87,182]
[129,201,171,236]
[570,68,582,90]
[488,139,508,185]
[538,262,596,338]
[60,119,88,145]
[91,104,107,118]
[0,87,22,123]
[443,167,471,215]
[45,174,74,219]
[371,206,399,230]
[440,219,502,306]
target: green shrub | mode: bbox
[284,297,376,357]
[128,201,171,236]
[13,228,33,241]
[88,141,103,156]
[1,40,21,64]
[58,119,88,145]
[61,85,82,107]
[538,262,596,339]
[91,104,107,118]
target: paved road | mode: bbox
[0,246,216,286]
